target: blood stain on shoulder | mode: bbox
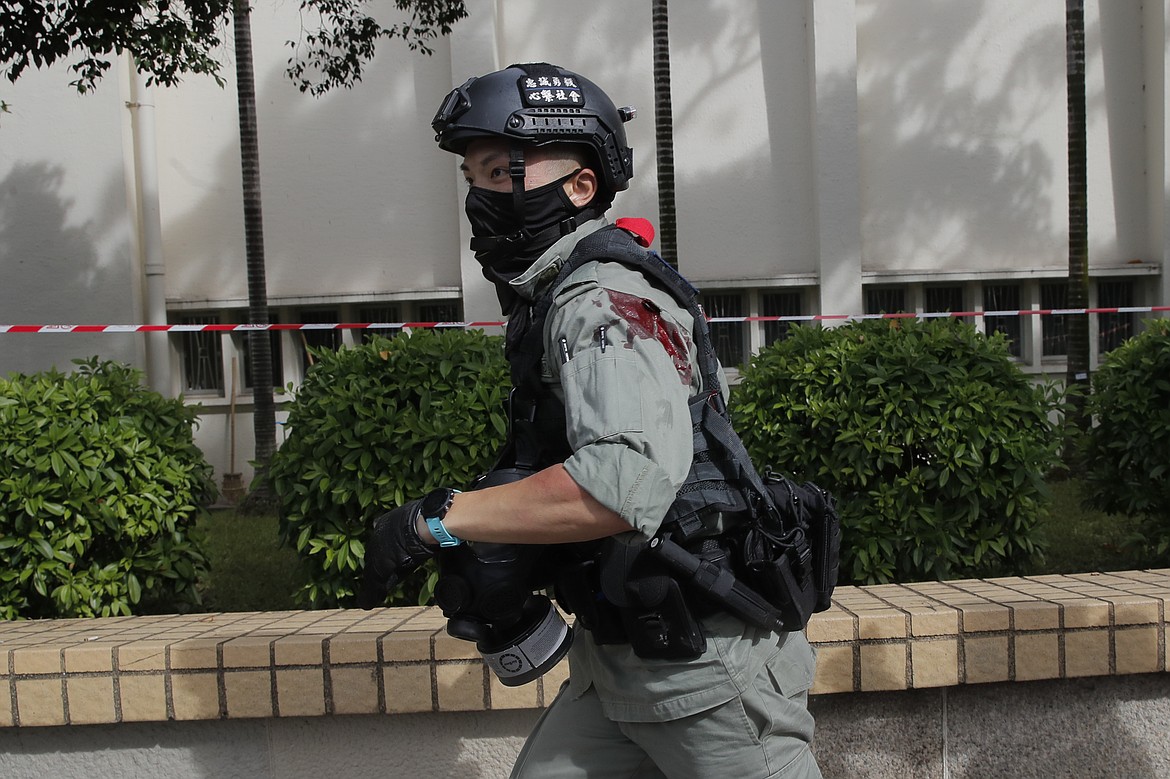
[604,289,694,386]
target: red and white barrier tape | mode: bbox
[1,306,1166,334]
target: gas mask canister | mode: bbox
[432,467,573,686]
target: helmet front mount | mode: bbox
[432,62,635,195]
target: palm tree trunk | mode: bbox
[233,0,276,504]
[1065,0,1090,434]
[652,0,677,268]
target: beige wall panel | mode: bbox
[857,0,1069,275]
[0,62,141,375]
[155,4,462,306]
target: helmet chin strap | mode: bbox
[510,145,528,228]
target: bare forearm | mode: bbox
[414,464,631,545]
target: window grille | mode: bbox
[1098,280,1135,353]
[925,286,967,322]
[865,286,907,315]
[702,292,747,369]
[1041,282,1070,357]
[180,314,224,393]
[418,301,462,323]
[762,291,802,346]
[359,304,402,344]
[299,309,340,370]
[983,284,1022,357]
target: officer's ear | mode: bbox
[565,167,599,208]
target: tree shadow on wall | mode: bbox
[159,25,465,307]
[0,162,137,376]
[847,1,1065,274]
[514,1,1069,282]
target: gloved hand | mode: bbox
[357,499,434,609]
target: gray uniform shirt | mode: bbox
[510,218,816,723]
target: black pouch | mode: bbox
[731,473,841,630]
[619,576,706,660]
[739,525,816,631]
[598,538,706,660]
[762,473,841,615]
[791,480,842,612]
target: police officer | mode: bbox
[361,63,821,778]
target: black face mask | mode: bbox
[464,169,583,274]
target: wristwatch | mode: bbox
[420,487,462,547]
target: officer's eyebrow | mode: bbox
[460,149,509,173]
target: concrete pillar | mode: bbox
[127,65,172,394]
[808,0,864,321]
[1149,0,1170,309]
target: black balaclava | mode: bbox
[464,145,605,313]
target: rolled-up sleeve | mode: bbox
[546,262,698,537]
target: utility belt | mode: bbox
[553,471,841,661]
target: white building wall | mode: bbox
[1087,0,1153,265]
[490,1,660,252]
[0,62,142,376]
[154,4,463,309]
[856,0,1154,278]
[0,0,1166,484]
[856,1,1068,276]
[669,2,819,285]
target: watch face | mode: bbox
[421,488,452,518]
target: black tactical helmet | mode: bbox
[432,62,636,194]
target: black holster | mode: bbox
[554,537,706,660]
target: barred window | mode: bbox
[925,285,967,323]
[702,292,747,369]
[1041,282,1070,357]
[983,284,1022,357]
[299,308,340,371]
[1098,280,1135,353]
[762,291,802,346]
[865,286,907,315]
[180,314,224,393]
[418,301,462,323]
[358,304,402,344]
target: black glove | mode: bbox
[357,499,434,609]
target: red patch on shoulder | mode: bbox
[615,217,655,248]
[604,289,693,386]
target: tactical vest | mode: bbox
[502,224,763,539]
[489,224,839,651]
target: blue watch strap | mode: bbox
[422,488,462,547]
[425,515,462,547]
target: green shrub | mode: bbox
[1082,319,1170,556]
[0,358,213,619]
[270,330,510,608]
[731,319,1062,584]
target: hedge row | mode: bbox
[4,317,1166,618]
[0,359,212,619]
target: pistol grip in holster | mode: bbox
[553,556,627,645]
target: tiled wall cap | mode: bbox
[1,569,1168,726]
